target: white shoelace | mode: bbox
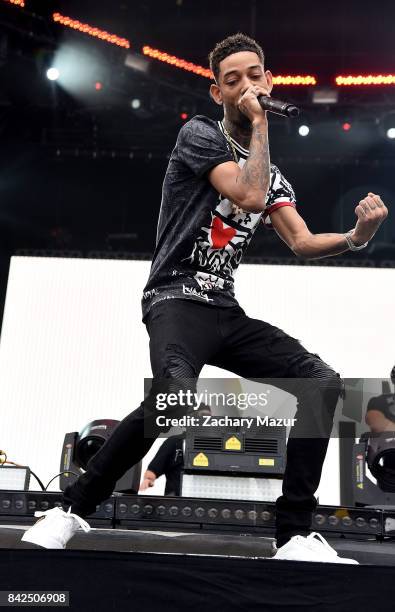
[34,507,91,533]
[303,532,338,557]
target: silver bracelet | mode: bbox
[343,230,368,251]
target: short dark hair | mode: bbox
[209,33,265,82]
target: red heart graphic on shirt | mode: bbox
[210,217,237,249]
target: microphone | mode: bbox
[257,95,300,118]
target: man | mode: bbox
[22,33,388,561]
[140,406,212,496]
[365,366,395,433]
[139,436,184,496]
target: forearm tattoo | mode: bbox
[240,124,270,193]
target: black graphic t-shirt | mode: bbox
[147,435,184,496]
[366,394,395,423]
[142,115,296,321]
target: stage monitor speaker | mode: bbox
[182,420,286,500]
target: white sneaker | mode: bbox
[21,506,90,549]
[272,532,359,564]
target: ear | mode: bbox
[265,69,273,94]
[210,82,223,105]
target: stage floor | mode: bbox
[2,523,395,565]
[3,525,395,611]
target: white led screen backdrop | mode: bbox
[0,256,393,504]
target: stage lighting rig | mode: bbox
[60,419,142,494]
[177,99,196,122]
[353,375,395,505]
[379,112,395,140]
[298,125,310,137]
[124,52,150,74]
[52,13,130,49]
[336,74,395,86]
[46,66,59,81]
[129,95,153,118]
[312,88,338,105]
[353,430,395,506]
[130,98,141,110]
[366,433,395,492]
[4,0,25,7]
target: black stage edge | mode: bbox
[1,548,395,612]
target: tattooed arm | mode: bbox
[239,118,270,206]
[208,86,270,213]
[208,118,270,213]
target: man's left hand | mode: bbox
[353,192,388,245]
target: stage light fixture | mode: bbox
[60,420,141,493]
[312,88,338,104]
[367,433,395,491]
[177,99,196,122]
[142,45,212,78]
[272,75,317,86]
[46,67,60,81]
[124,52,150,74]
[142,47,317,84]
[130,98,141,110]
[342,122,352,132]
[52,13,130,49]
[378,111,395,141]
[336,74,395,86]
[47,44,110,100]
[298,125,310,136]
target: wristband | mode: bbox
[344,229,368,251]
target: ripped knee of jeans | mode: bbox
[287,352,344,399]
[162,344,198,380]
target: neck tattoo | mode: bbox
[223,118,252,150]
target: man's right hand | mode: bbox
[237,85,270,124]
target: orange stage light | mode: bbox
[336,75,395,86]
[272,75,317,86]
[142,46,213,78]
[142,47,317,85]
[52,13,130,49]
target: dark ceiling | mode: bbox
[1,0,394,151]
[63,0,395,74]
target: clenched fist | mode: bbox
[352,193,388,245]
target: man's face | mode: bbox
[211,51,273,125]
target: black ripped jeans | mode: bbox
[63,299,342,547]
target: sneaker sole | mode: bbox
[272,556,359,564]
[21,532,64,550]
